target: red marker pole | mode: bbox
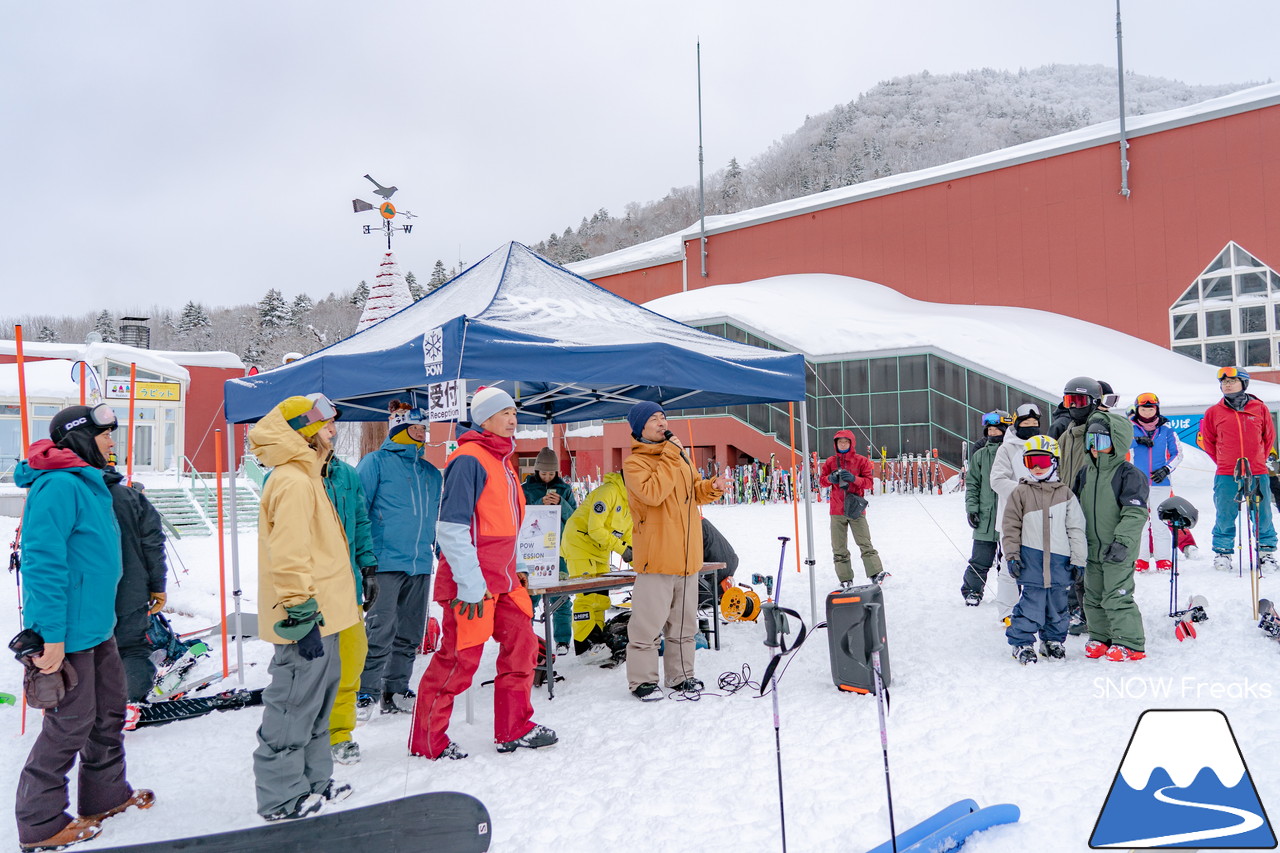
[126,363,137,485]
[215,431,229,677]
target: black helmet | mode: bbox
[1157,495,1198,530]
[1085,418,1111,437]
[1063,376,1102,400]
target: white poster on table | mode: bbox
[518,505,561,589]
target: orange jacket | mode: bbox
[623,439,722,576]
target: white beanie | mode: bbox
[470,386,516,427]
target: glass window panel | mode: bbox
[135,407,157,421]
[930,391,967,440]
[1174,283,1199,305]
[1272,271,1280,294]
[899,391,928,424]
[164,408,177,421]
[1204,341,1235,367]
[0,420,20,469]
[33,405,59,416]
[1204,310,1232,337]
[815,362,842,396]
[746,405,768,432]
[1202,275,1233,302]
[1233,243,1260,268]
[1172,344,1203,362]
[724,325,747,343]
[930,355,965,401]
[0,405,20,416]
[843,360,869,395]
[869,358,897,393]
[1241,305,1268,334]
[901,425,930,458]
[805,368,817,400]
[1172,313,1199,340]
[966,372,1005,415]
[1238,271,1268,297]
[817,396,843,428]
[843,395,870,429]
[931,425,965,468]
[871,393,899,426]
[899,355,927,390]
[1241,339,1270,368]
[872,426,899,458]
[1206,246,1232,273]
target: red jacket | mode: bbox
[819,430,875,517]
[1199,395,1276,476]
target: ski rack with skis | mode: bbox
[136,687,263,727]
[865,798,1020,853]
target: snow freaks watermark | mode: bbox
[1092,676,1272,700]
[1089,709,1276,849]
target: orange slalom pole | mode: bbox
[78,363,86,405]
[14,326,30,733]
[215,430,229,678]
[126,363,137,485]
[789,403,801,572]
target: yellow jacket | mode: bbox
[623,440,722,576]
[249,407,360,644]
[561,473,631,571]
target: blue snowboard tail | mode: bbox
[899,803,1021,853]
[864,799,979,853]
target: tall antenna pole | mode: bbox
[1116,0,1131,198]
[696,40,708,283]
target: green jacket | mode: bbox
[1073,412,1149,564]
[965,441,1000,542]
[321,454,377,604]
[1058,419,1091,492]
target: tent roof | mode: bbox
[224,242,805,424]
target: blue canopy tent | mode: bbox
[219,243,822,650]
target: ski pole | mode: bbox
[764,536,791,853]
[869,603,897,852]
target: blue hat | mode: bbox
[627,401,664,439]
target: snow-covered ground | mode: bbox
[1,444,1277,852]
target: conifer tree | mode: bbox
[428,260,449,291]
[93,310,119,343]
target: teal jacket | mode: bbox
[16,440,123,652]
[321,455,378,604]
[357,436,443,576]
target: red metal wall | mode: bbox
[593,105,1280,355]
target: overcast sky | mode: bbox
[2,1,1277,320]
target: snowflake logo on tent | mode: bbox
[424,328,442,362]
[1090,709,1275,848]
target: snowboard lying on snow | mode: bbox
[865,798,1020,853]
[98,791,491,852]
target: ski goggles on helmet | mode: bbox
[1135,393,1159,408]
[1023,452,1056,469]
[52,404,118,442]
[1085,432,1113,452]
[982,411,1014,427]
[1063,393,1093,409]
[286,394,339,432]
[1217,366,1248,381]
[1015,403,1041,419]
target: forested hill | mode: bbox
[530,64,1255,264]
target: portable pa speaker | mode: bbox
[826,583,891,694]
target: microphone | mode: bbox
[663,430,674,441]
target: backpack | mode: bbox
[144,612,201,669]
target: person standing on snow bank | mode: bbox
[1198,366,1279,574]
[820,429,886,588]
[1127,393,1183,572]
[15,404,154,852]
[622,402,728,701]
[409,386,557,759]
[962,410,1011,606]
[1001,436,1087,665]
[250,395,359,821]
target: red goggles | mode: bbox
[1063,394,1092,408]
[1023,453,1055,469]
[1217,366,1243,380]
[1135,393,1159,408]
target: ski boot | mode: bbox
[355,693,376,722]
[1135,559,1150,573]
[554,642,571,657]
[496,724,558,753]
[963,592,981,607]
[1084,640,1110,659]
[1105,644,1146,662]
[331,740,361,765]
[1039,640,1066,660]
[1067,607,1087,636]
[381,689,415,714]
[1012,645,1037,665]
[1182,545,1200,560]
[871,571,891,586]
[1260,552,1277,576]
[1155,559,1173,572]
[1213,553,1234,572]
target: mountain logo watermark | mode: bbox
[1090,709,1275,848]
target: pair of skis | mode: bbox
[1234,459,1266,621]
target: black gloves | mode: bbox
[1134,435,1154,448]
[1069,565,1085,583]
[297,624,324,660]
[451,597,485,620]
[1103,541,1129,563]
[361,567,379,612]
[967,512,980,529]
[1150,466,1170,484]
[622,546,633,564]
[832,469,855,486]
[1006,556,1023,580]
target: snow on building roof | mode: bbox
[0,340,191,382]
[645,273,1280,413]
[149,350,245,370]
[571,82,1280,280]
[0,359,85,399]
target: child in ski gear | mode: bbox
[1198,367,1278,573]
[1072,412,1149,661]
[356,401,443,715]
[15,405,154,851]
[409,386,556,758]
[1001,436,1087,663]
[622,402,728,699]
[561,472,631,659]
[104,467,168,703]
[521,448,578,654]
[316,408,378,766]
[1128,393,1184,572]
[820,429,884,586]
[962,411,1010,605]
[250,394,359,820]
[988,403,1043,621]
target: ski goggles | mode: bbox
[982,411,1013,426]
[1015,403,1041,419]
[1063,393,1093,409]
[285,393,339,432]
[1023,452,1056,469]
[53,404,119,442]
[1217,366,1248,381]
[1085,432,1113,452]
[1135,393,1159,408]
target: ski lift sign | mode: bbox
[428,379,464,422]
[518,505,561,589]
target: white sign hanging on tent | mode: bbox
[428,379,464,422]
[518,505,561,589]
